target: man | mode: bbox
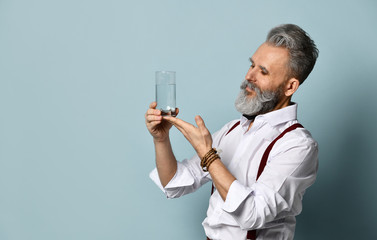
[145,24,319,240]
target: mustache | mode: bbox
[240,80,261,93]
[239,79,279,102]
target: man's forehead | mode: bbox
[251,43,289,68]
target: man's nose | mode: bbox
[245,67,257,82]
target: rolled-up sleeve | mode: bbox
[221,135,319,230]
[149,124,232,199]
[149,156,211,199]
[222,180,253,212]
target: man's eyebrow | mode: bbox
[259,65,269,74]
[249,58,269,74]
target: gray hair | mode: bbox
[266,24,319,84]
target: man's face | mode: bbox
[235,43,290,116]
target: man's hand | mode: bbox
[164,115,212,158]
[145,102,179,142]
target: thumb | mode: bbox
[195,115,206,130]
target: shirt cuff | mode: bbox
[149,161,195,196]
[222,180,253,213]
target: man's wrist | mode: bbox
[207,157,221,172]
[200,148,220,172]
[198,147,213,159]
[153,136,170,144]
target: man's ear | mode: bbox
[284,78,300,97]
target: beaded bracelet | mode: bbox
[201,148,220,172]
[200,148,215,168]
[201,148,216,167]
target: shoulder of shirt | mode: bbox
[276,124,318,150]
[268,126,319,167]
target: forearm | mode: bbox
[154,137,178,187]
[162,115,236,198]
[208,158,236,201]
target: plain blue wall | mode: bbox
[1,0,377,239]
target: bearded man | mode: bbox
[145,24,319,240]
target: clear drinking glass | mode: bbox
[155,71,176,117]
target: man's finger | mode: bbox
[195,115,207,131]
[147,108,161,116]
[163,116,184,127]
[174,124,187,135]
[163,116,188,134]
[149,101,157,109]
[164,116,194,132]
[146,115,162,123]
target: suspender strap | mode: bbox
[208,122,304,240]
[247,230,257,240]
[245,123,303,240]
[256,123,304,180]
[225,121,240,136]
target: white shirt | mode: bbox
[150,104,318,240]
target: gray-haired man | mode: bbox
[145,24,319,240]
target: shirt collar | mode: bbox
[240,103,298,127]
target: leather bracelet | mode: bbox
[201,148,220,172]
[201,148,217,168]
[205,155,219,171]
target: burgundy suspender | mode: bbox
[246,123,303,240]
[225,121,240,136]
[208,122,304,240]
[256,123,304,180]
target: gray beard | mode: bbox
[234,80,283,116]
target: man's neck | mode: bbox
[273,97,292,112]
[247,98,293,131]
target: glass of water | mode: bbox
[155,71,176,117]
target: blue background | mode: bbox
[1,0,377,239]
